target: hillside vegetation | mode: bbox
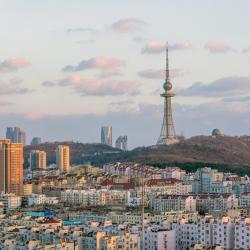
[24,136,250,175]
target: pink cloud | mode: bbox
[26,112,45,120]
[57,74,140,96]
[170,42,192,50]
[62,56,125,77]
[141,41,192,54]
[112,18,146,32]
[141,41,165,54]
[138,68,184,79]
[0,58,31,72]
[205,42,234,53]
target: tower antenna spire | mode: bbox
[157,41,179,145]
[166,42,169,82]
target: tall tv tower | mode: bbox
[157,43,179,145]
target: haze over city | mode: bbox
[1,0,250,148]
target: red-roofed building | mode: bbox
[145,178,192,195]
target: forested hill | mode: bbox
[24,136,250,175]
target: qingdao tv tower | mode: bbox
[157,43,179,145]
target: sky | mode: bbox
[0,0,250,148]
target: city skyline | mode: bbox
[1,0,250,148]
[1,2,250,249]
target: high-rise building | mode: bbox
[30,137,42,146]
[19,130,26,145]
[6,127,26,145]
[6,127,18,142]
[29,150,46,170]
[56,145,70,173]
[115,136,128,151]
[157,44,179,145]
[101,126,112,146]
[0,139,23,196]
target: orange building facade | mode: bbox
[0,140,23,195]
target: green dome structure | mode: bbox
[163,81,172,91]
[212,128,222,137]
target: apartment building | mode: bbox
[234,218,250,250]
[144,226,175,250]
[196,194,238,212]
[0,193,21,212]
[145,179,192,195]
[172,219,198,249]
[150,195,196,212]
[61,189,128,206]
[212,217,234,249]
[61,189,101,206]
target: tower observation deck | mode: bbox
[157,43,179,145]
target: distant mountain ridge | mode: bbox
[24,136,250,175]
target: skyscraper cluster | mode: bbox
[101,126,128,150]
[6,127,26,145]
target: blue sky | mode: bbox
[0,0,250,148]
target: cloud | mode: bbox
[0,101,14,106]
[222,96,250,103]
[42,80,57,87]
[141,41,165,54]
[141,41,192,54]
[178,76,250,97]
[173,101,250,136]
[9,77,24,85]
[204,42,234,53]
[170,43,193,51]
[112,18,146,32]
[242,46,250,53]
[26,112,45,121]
[67,27,96,33]
[133,36,148,43]
[62,56,125,77]
[0,77,31,95]
[45,74,140,96]
[108,100,140,113]
[0,58,31,72]
[138,68,184,79]
[76,39,96,45]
